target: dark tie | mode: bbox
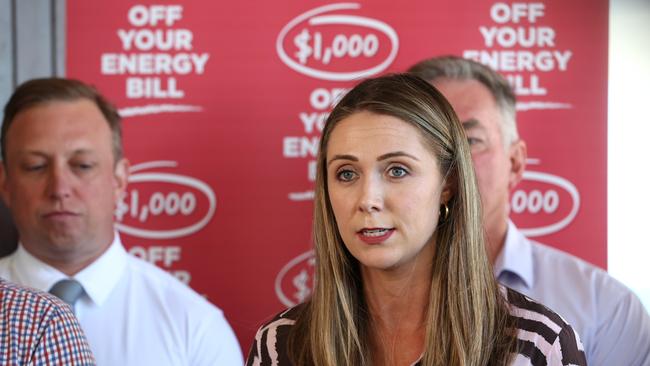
[49,279,84,312]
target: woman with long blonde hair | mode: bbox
[247,74,586,366]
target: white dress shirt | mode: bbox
[495,221,650,366]
[0,234,244,366]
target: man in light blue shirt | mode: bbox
[409,56,650,365]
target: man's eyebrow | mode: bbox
[19,151,48,158]
[462,118,482,130]
[327,154,358,166]
[17,148,95,159]
[70,149,95,155]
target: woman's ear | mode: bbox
[440,172,457,205]
[441,187,452,204]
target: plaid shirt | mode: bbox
[0,278,95,365]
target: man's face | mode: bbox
[0,99,128,268]
[432,78,525,247]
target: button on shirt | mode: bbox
[495,221,650,366]
[0,234,244,366]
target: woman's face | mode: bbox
[326,111,449,273]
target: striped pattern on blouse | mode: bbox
[247,286,586,366]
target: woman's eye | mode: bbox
[337,170,357,182]
[388,166,408,178]
[467,137,481,145]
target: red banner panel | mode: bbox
[67,0,608,349]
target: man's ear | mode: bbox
[508,139,527,191]
[113,158,130,203]
[0,163,10,208]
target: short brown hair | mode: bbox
[1,78,122,164]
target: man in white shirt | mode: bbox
[0,77,243,366]
[409,56,650,365]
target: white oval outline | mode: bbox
[130,160,178,173]
[276,3,399,81]
[115,172,217,239]
[517,171,580,237]
[275,250,315,307]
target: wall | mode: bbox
[0,0,66,252]
[608,0,650,309]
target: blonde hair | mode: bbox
[288,74,515,365]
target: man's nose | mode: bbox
[357,175,384,213]
[46,165,73,200]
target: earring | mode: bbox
[439,204,449,223]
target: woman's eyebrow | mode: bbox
[377,151,419,161]
[327,154,358,166]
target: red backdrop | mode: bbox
[67,0,608,350]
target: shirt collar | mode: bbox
[74,233,128,306]
[14,232,128,306]
[11,245,68,292]
[493,220,534,289]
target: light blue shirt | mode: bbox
[495,221,650,365]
